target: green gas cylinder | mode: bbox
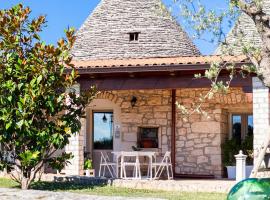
[227,178,270,200]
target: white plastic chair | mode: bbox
[99,151,116,178]
[153,151,173,180]
[121,152,141,179]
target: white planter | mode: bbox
[246,165,253,178]
[85,169,95,177]
[226,166,236,179]
[226,165,253,179]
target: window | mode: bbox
[129,32,140,41]
[231,114,253,144]
[93,112,113,150]
[138,127,158,148]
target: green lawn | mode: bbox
[0,178,227,200]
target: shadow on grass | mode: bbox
[31,181,108,191]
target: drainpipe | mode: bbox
[171,89,176,176]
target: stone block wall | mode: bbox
[83,87,252,177]
[252,77,270,178]
[174,89,251,177]
[110,90,172,153]
[252,77,270,158]
[64,84,85,176]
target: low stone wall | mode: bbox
[111,179,235,193]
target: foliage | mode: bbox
[94,138,113,150]
[169,0,270,119]
[84,159,93,170]
[0,4,97,189]
[222,135,254,166]
[48,153,73,173]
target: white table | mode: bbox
[112,151,157,180]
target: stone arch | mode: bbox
[95,91,124,107]
[85,90,123,152]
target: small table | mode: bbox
[112,151,157,180]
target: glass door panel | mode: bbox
[247,115,254,136]
[93,112,113,150]
[232,115,242,145]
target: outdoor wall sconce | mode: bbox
[131,96,137,108]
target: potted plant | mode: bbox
[84,159,95,177]
[222,135,253,179]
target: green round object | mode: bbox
[227,178,270,200]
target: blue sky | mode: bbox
[0,0,231,55]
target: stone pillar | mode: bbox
[252,77,270,163]
[235,150,247,182]
[64,84,84,176]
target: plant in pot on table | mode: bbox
[84,159,95,177]
[222,134,253,179]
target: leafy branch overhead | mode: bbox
[0,4,97,189]
[171,0,269,118]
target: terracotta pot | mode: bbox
[142,140,153,148]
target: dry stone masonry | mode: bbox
[72,0,200,60]
[94,88,252,177]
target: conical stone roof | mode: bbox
[216,0,270,55]
[72,0,200,61]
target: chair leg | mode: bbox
[147,165,150,178]
[136,162,141,179]
[157,166,164,179]
[170,164,173,179]
[166,164,170,180]
[98,165,104,177]
[154,166,161,179]
[103,165,106,177]
[99,165,102,177]
[107,165,114,178]
[123,165,127,178]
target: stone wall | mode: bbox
[90,88,252,177]
[175,89,252,177]
[252,77,270,178]
[96,90,172,153]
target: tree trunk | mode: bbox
[21,177,30,190]
[250,127,270,178]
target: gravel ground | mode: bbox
[0,188,164,200]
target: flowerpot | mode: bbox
[85,169,95,177]
[226,166,236,179]
[142,140,154,148]
[226,165,254,179]
[246,165,253,178]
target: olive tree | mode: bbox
[0,4,96,189]
[169,0,270,177]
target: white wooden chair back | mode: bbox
[162,151,172,164]
[154,151,173,180]
[99,151,116,178]
[100,151,110,164]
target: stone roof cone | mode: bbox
[216,0,270,55]
[72,0,200,61]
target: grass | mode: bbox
[0,177,227,200]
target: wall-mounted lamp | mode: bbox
[131,96,137,108]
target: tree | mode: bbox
[0,4,96,189]
[169,0,270,177]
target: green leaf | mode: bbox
[5,121,12,130]
[37,75,42,84]
[16,120,24,129]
